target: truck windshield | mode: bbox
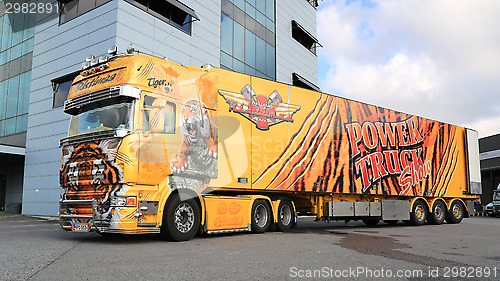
[68,102,134,137]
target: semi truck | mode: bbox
[59,46,482,241]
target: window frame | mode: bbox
[58,0,113,25]
[124,0,199,35]
[51,70,80,108]
[291,20,321,56]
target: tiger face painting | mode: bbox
[170,99,218,181]
[60,139,127,226]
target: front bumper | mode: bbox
[59,199,160,234]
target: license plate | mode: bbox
[72,223,90,232]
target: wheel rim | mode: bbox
[452,204,461,219]
[174,203,195,233]
[254,204,269,228]
[279,204,292,226]
[435,204,444,221]
[415,205,425,221]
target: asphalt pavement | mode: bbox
[1,213,499,280]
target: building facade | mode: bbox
[0,0,319,216]
[479,133,500,206]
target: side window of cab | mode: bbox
[142,94,176,134]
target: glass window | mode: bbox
[234,0,245,11]
[221,14,233,55]
[16,114,27,134]
[265,0,275,21]
[5,118,16,136]
[59,0,113,25]
[233,21,245,61]
[78,0,96,15]
[220,51,232,69]
[245,30,255,68]
[69,102,135,136]
[220,0,275,80]
[266,43,275,78]
[256,0,265,13]
[245,2,255,19]
[256,36,265,73]
[52,71,79,108]
[60,0,78,24]
[12,13,24,46]
[142,95,175,134]
[233,59,244,73]
[0,80,6,119]
[124,0,196,35]
[6,76,19,118]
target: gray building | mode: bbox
[479,133,500,206]
[0,0,319,216]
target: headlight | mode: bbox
[110,196,136,207]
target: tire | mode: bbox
[446,200,464,224]
[362,219,380,226]
[276,200,294,232]
[251,200,272,233]
[428,200,446,225]
[160,195,200,241]
[383,220,399,225]
[410,200,427,226]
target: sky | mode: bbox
[316,0,500,138]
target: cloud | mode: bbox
[317,0,500,137]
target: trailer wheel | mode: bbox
[277,200,294,231]
[160,195,200,241]
[362,219,380,226]
[410,200,427,226]
[445,200,464,224]
[428,200,446,225]
[251,200,272,233]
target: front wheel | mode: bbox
[446,200,464,224]
[160,195,200,241]
[251,200,272,233]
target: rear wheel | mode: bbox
[446,200,464,224]
[428,200,446,225]
[160,195,200,241]
[251,200,272,233]
[362,219,380,226]
[277,200,294,231]
[410,200,427,226]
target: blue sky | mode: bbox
[316,0,500,138]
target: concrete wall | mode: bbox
[22,0,118,216]
[275,0,318,86]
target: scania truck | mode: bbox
[59,46,482,241]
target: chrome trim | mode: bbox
[60,214,93,219]
[97,228,161,234]
[207,228,249,234]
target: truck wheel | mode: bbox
[445,200,464,224]
[410,201,427,226]
[362,219,380,226]
[277,200,294,231]
[160,195,200,241]
[428,200,446,225]
[251,200,272,233]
